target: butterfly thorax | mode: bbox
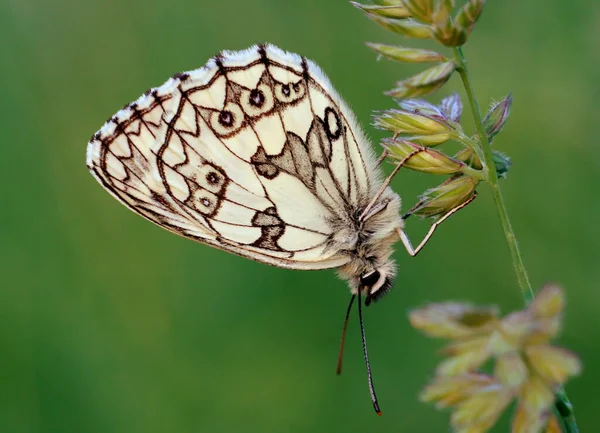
[335,187,403,305]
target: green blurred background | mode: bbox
[2,0,599,432]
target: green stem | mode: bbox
[555,388,580,433]
[454,46,532,300]
[453,46,579,433]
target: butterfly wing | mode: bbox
[86,44,383,270]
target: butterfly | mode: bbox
[86,44,457,414]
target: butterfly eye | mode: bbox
[360,270,381,288]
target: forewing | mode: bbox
[87,44,381,269]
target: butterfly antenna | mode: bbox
[357,290,382,416]
[336,295,356,375]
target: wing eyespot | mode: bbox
[218,111,234,126]
[206,171,220,185]
[324,107,341,140]
[191,189,219,216]
[274,80,305,103]
[240,84,274,117]
[249,88,265,107]
[197,162,228,194]
[210,103,244,136]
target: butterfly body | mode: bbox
[87,44,404,304]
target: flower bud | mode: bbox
[495,311,533,348]
[350,2,411,18]
[410,302,498,339]
[520,376,555,413]
[529,284,564,319]
[382,139,464,173]
[400,0,435,23]
[385,61,455,98]
[451,385,512,431]
[511,394,549,433]
[366,16,434,39]
[397,98,443,117]
[420,374,495,407]
[492,150,512,178]
[366,43,446,63]
[410,175,479,218]
[453,0,486,42]
[440,93,463,122]
[454,148,483,169]
[373,109,453,145]
[371,0,405,5]
[432,10,464,46]
[438,337,491,375]
[430,0,452,28]
[525,346,582,385]
[483,94,512,142]
[431,0,486,46]
[495,352,528,389]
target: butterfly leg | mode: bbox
[375,133,399,168]
[375,149,388,168]
[359,148,425,221]
[398,192,477,257]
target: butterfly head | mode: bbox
[360,266,395,306]
[338,244,398,306]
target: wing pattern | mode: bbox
[86,44,382,269]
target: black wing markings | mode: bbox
[92,50,369,256]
